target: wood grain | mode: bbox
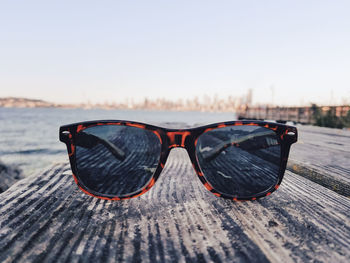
[288,125,350,197]
[1,149,349,263]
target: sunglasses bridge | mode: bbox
[166,131,191,148]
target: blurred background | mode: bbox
[0,0,349,179]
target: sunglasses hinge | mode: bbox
[59,129,72,143]
[284,131,298,144]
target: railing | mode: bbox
[238,105,350,124]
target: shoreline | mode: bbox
[0,160,23,193]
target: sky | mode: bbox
[0,0,350,106]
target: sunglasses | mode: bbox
[59,120,297,201]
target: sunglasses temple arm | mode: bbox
[75,132,126,161]
[201,131,277,162]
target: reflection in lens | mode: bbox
[75,125,161,197]
[196,125,281,197]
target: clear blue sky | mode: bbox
[1,0,349,106]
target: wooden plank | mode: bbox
[0,150,349,263]
[288,125,350,197]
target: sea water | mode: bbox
[0,107,236,176]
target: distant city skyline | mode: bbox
[1,1,350,106]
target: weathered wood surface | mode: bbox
[288,125,350,197]
[0,149,350,263]
[1,124,350,262]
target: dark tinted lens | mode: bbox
[196,125,281,197]
[75,125,161,197]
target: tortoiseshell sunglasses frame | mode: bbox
[59,120,297,201]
